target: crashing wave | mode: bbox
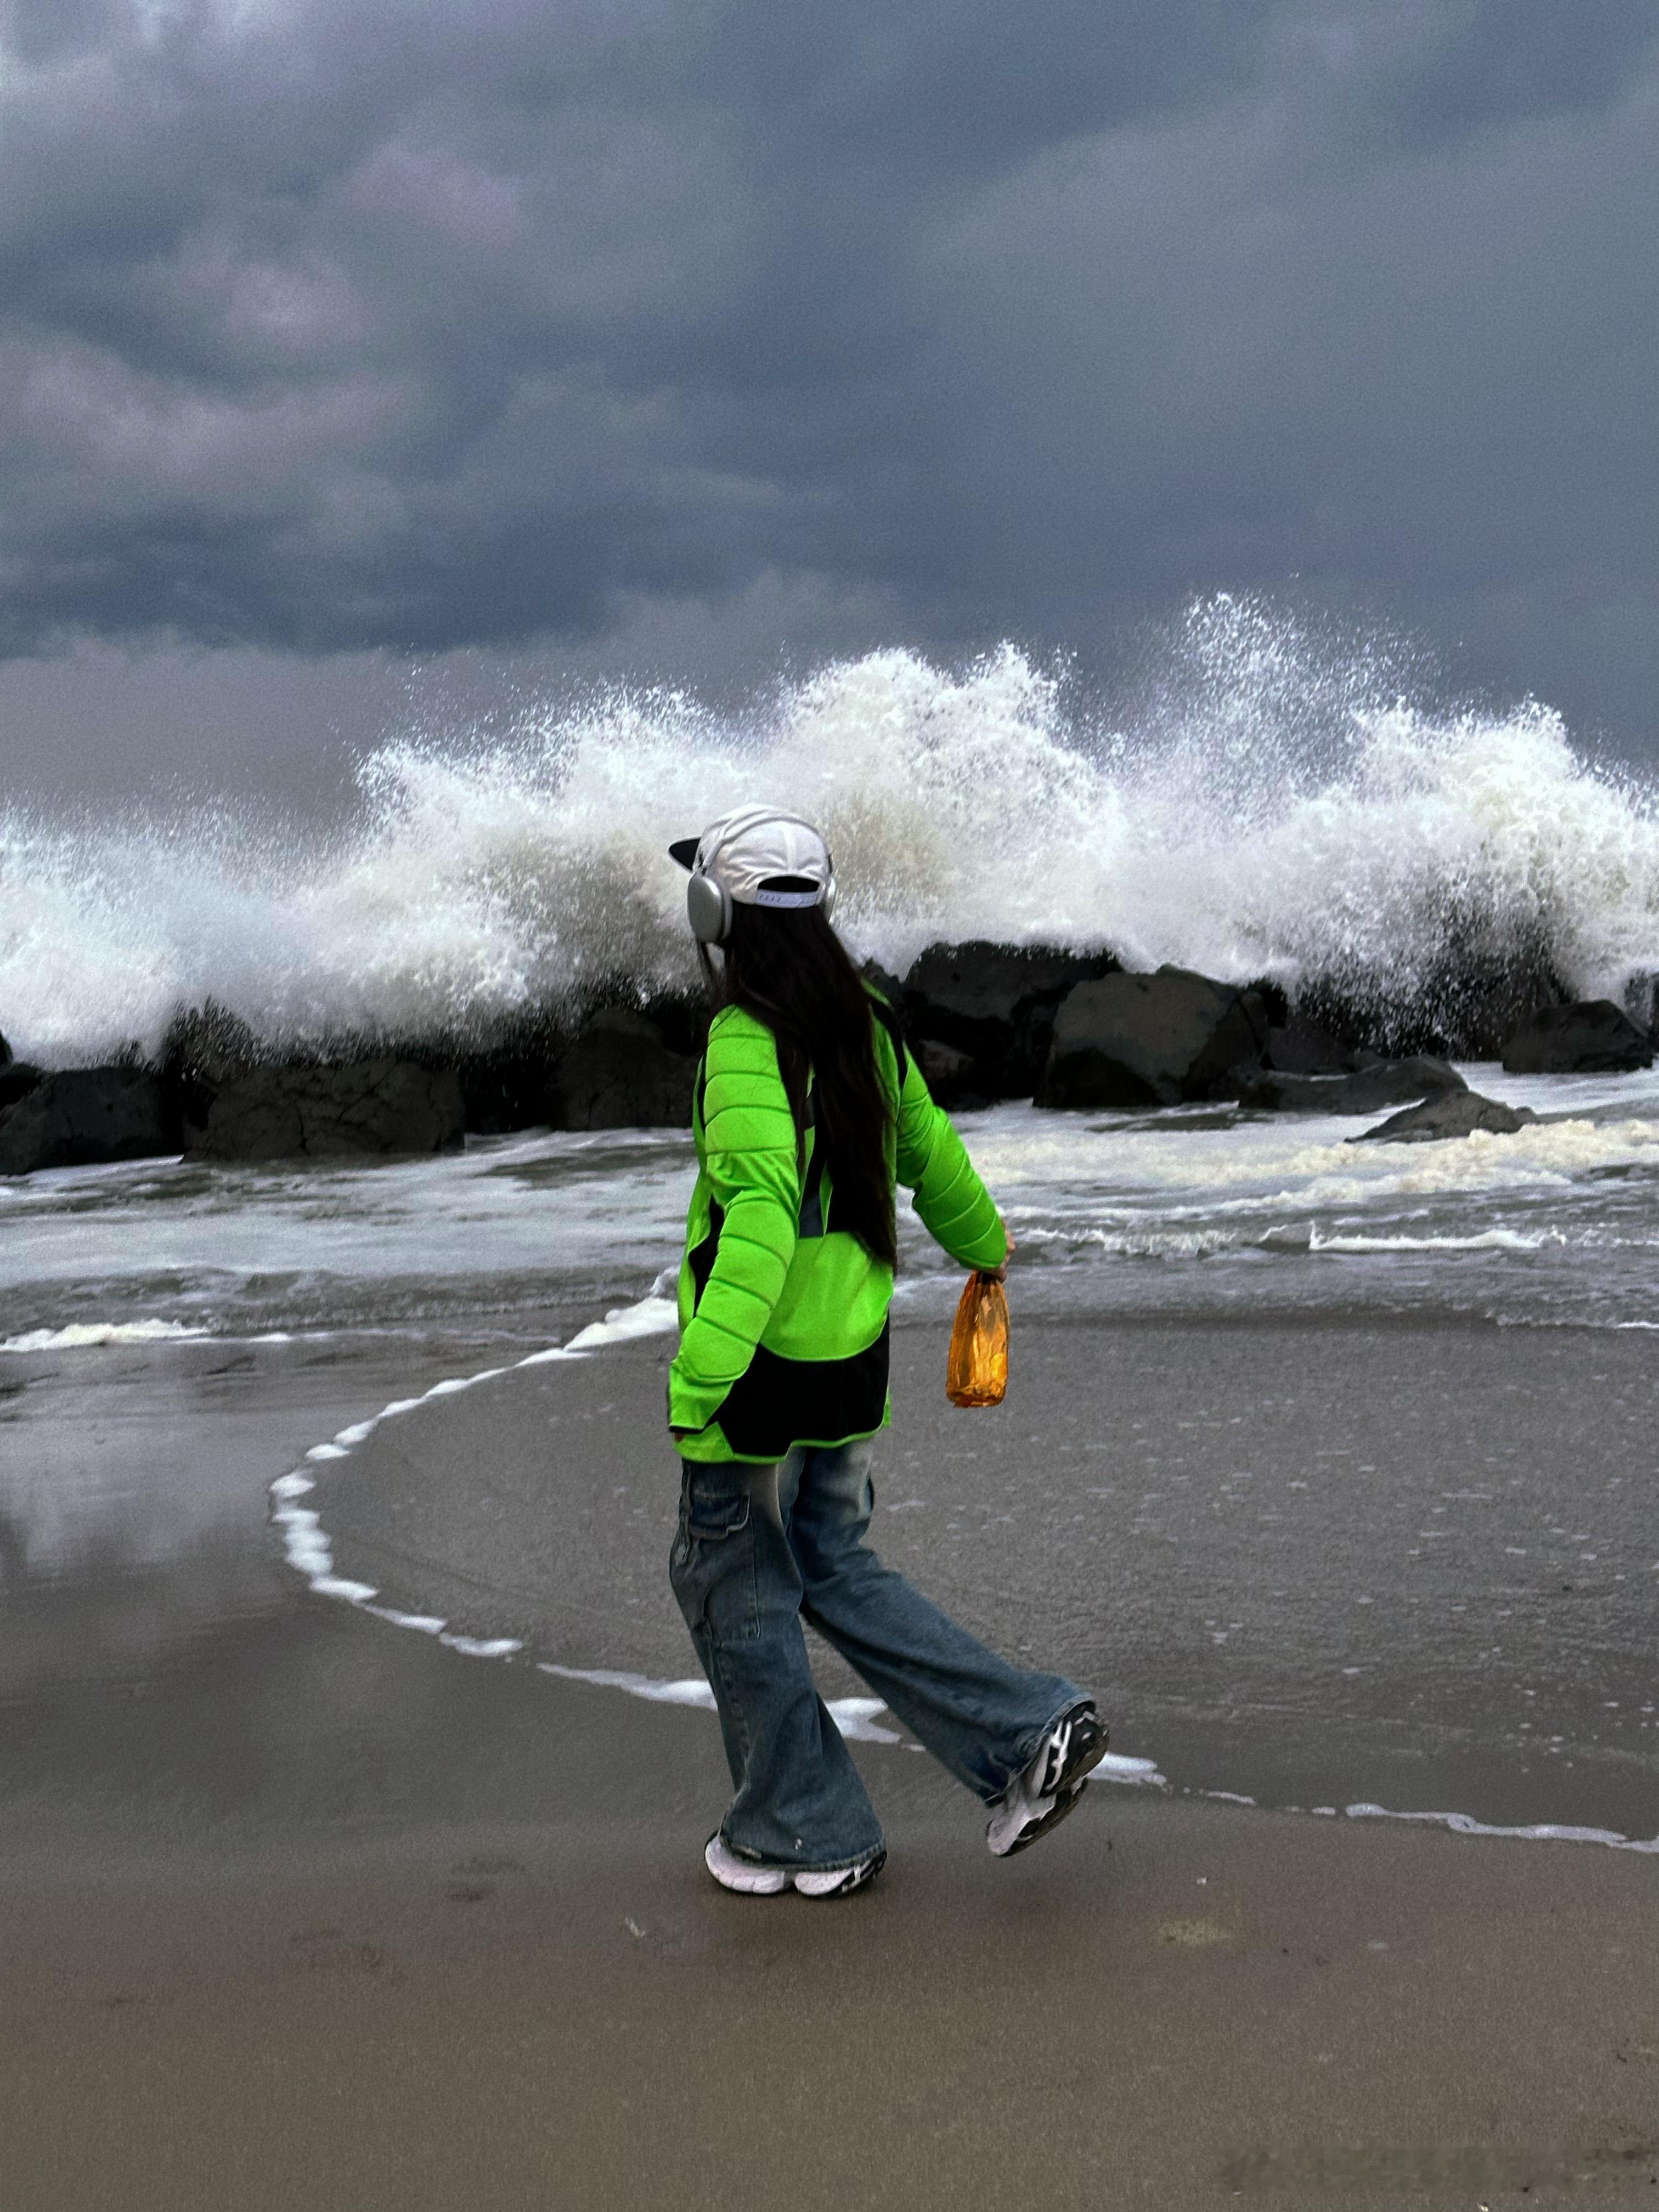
[3,597,1657,1064]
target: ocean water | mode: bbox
[5,1065,1659,1350]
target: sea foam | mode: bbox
[0,1318,212,1354]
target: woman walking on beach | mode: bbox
[666,807,1107,1899]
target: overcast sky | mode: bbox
[3,0,1656,807]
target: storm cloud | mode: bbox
[2,0,1656,747]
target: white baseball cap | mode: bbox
[668,806,833,909]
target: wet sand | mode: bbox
[2,1664,1656,2209]
[312,1313,1659,1836]
[1,1323,1655,2207]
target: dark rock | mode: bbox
[1500,1000,1654,1076]
[0,1062,45,1114]
[429,991,706,1135]
[915,1037,975,1092]
[1245,977,1291,1029]
[913,1037,993,1111]
[548,1010,695,1131]
[1351,1090,1538,1145]
[1263,1014,1380,1076]
[446,1046,563,1136]
[1427,957,1568,1059]
[159,1002,262,1145]
[1035,967,1271,1110]
[161,1002,259,1088]
[413,1015,570,1137]
[902,941,1121,1102]
[0,1068,173,1176]
[1290,981,1396,1060]
[636,988,710,1063]
[0,1029,9,1068]
[860,960,906,1009]
[187,1061,466,1162]
[1237,1057,1466,1116]
[1299,953,1567,1061]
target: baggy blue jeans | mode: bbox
[669,1437,1086,1872]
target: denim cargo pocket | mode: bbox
[669,1472,759,1645]
[686,1483,751,1542]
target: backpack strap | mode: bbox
[798,1106,827,1238]
[868,993,910,1088]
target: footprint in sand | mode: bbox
[445,1852,525,1903]
[288,1928,398,1977]
[1157,1917,1235,1948]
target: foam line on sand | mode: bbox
[267,1278,683,1664]
[266,1280,1656,1849]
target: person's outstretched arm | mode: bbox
[894,1052,1008,1273]
[669,1012,801,1439]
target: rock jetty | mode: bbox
[1034,967,1269,1110]
[185,1062,465,1163]
[1500,1001,1654,1076]
[0,1067,173,1177]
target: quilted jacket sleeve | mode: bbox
[893,1049,1007,1271]
[668,1011,803,1436]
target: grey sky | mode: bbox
[2,0,1656,804]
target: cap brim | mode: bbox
[668,837,701,872]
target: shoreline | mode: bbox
[8,1297,1656,1846]
[275,1299,1659,1847]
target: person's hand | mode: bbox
[985,1217,1015,1284]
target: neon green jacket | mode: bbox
[669,995,1007,1462]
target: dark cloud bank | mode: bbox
[2,0,1657,785]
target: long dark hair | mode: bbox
[703,896,898,1267]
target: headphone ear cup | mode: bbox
[686,871,731,944]
[821,871,837,924]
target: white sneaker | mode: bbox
[792,1848,886,1899]
[704,1833,886,1898]
[986,1701,1108,1858]
[704,1835,791,1893]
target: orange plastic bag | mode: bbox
[946,1271,1009,1408]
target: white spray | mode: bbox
[3,599,1657,1063]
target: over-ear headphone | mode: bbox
[686,867,732,945]
[686,815,837,945]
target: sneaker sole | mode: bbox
[992,1708,1111,1858]
[1000,1776,1088,1856]
[704,1836,790,1894]
[1041,1705,1110,1797]
[706,1836,886,1898]
[795,1846,886,1899]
